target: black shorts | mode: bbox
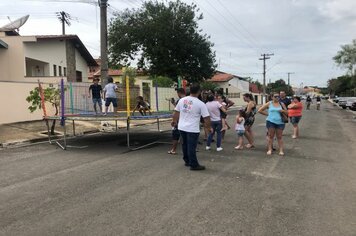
[220,111,227,119]
[172,128,180,140]
[105,98,118,107]
[245,116,255,126]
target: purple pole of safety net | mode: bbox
[155,82,159,112]
[60,79,65,126]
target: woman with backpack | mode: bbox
[243,93,257,149]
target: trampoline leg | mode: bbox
[45,119,53,144]
[55,121,67,150]
[63,122,67,150]
[72,120,76,136]
[157,118,160,131]
[127,118,130,148]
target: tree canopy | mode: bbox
[266,79,294,96]
[333,39,356,76]
[328,39,356,96]
[108,0,216,83]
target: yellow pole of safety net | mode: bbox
[124,67,130,117]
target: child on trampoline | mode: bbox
[132,96,152,116]
[103,76,118,115]
[88,78,103,114]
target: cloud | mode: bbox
[318,0,356,22]
[1,0,355,87]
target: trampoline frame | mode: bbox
[39,78,174,151]
[44,113,172,151]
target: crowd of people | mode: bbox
[171,83,305,171]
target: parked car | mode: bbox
[350,101,356,111]
[346,97,356,109]
[338,97,348,109]
[332,97,339,103]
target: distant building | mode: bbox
[0,32,97,83]
[303,86,322,97]
[208,71,250,105]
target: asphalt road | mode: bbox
[1,101,355,236]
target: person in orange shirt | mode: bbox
[288,96,303,139]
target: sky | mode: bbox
[1,0,356,87]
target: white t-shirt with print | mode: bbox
[175,96,210,133]
[103,83,118,98]
[205,101,223,122]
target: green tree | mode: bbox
[200,81,219,91]
[333,39,356,75]
[150,76,174,87]
[328,75,356,96]
[108,0,216,83]
[26,87,60,135]
[121,67,136,86]
[267,79,294,95]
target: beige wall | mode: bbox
[0,81,57,124]
[0,34,37,81]
[75,48,89,82]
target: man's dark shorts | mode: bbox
[172,128,180,141]
[105,98,118,107]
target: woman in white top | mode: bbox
[205,94,227,151]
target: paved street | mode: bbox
[0,102,355,236]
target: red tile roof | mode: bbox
[249,83,261,93]
[93,69,123,77]
[209,72,234,82]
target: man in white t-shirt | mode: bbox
[103,76,118,115]
[172,84,211,171]
[205,94,227,151]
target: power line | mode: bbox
[214,0,262,50]
[202,0,260,54]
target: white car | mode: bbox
[338,97,348,109]
[346,97,356,109]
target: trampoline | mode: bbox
[39,79,175,151]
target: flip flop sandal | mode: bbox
[168,150,177,155]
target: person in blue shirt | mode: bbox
[258,92,289,156]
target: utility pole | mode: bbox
[259,53,273,103]
[56,11,71,35]
[287,72,295,86]
[100,0,109,86]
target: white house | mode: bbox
[0,32,97,83]
[208,71,250,105]
[0,30,97,124]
